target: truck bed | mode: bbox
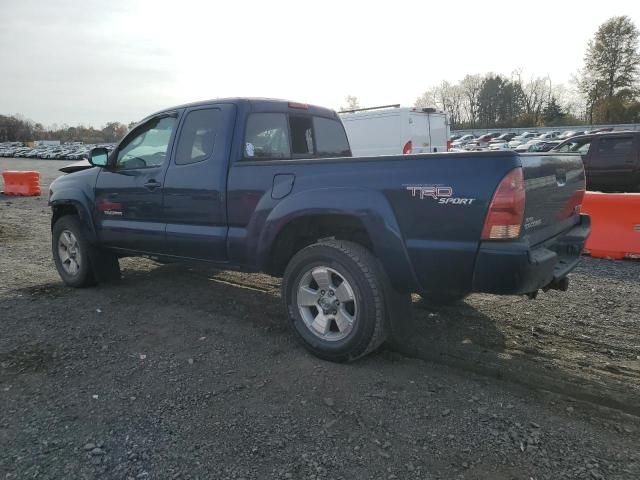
[227,150,586,296]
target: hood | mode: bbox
[50,163,100,192]
[59,159,92,173]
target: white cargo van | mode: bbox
[339,105,450,157]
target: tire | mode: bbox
[52,215,120,287]
[282,239,394,362]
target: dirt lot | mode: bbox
[1,158,639,480]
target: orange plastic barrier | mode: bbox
[1,170,41,196]
[581,192,640,259]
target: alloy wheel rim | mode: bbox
[296,266,357,341]
[58,230,81,276]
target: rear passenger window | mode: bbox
[314,117,351,157]
[243,112,352,160]
[175,108,221,165]
[597,137,633,155]
[245,113,290,159]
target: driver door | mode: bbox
[94,112,179,254]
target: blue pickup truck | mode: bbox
[49,98,590,361]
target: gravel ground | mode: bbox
[1,158,639,480]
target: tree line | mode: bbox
[412,72,584,129]
[345,16,640,130]
[0,115,133,144]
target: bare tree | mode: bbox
[459,74,483,127]
[415,81,465,127]
[513,72,551,125]
[340,95,361,111]
[414,88,437,109]
[553,83,584,120]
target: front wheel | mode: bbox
[52,215,120,287]
[282,240,392,362]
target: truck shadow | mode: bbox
[113,263,507,357]
[390,298,508,368]
[390,298,640,416]
[84,262,640,416]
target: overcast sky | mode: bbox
[1,0,639,127]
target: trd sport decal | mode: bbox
[405,185,476,205]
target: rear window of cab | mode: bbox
[244,113,350,160]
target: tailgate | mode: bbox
[520,153,586,245]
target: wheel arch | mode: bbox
[50,197,97,243]
[257,188,418,293]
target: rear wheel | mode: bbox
[282,239,397,362]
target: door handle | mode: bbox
[143,180,161,190]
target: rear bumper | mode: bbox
[471,214,591,295]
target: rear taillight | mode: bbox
[447,140,453,151]
[481,168,526,240]
[402,140,412,155]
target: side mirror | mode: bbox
[89,147,109,167]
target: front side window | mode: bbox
[175,108,221,165]
[116,116,176,169]
[244,113,290,159]
[577,141,592,154]
[314,117,351,157]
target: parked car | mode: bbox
[488,142,511,151]
[513,139,559,153]
[556,130,585,141]
[514,140,543,152]
[585,127,614,134]
[49,98,590,362]
[489,133,517,144]
[451,134,476,149]
[469,133,497,148]
[553,132,640,191]
[0,141,103,160]
[508,132,538,148]
[535,132,561,141]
